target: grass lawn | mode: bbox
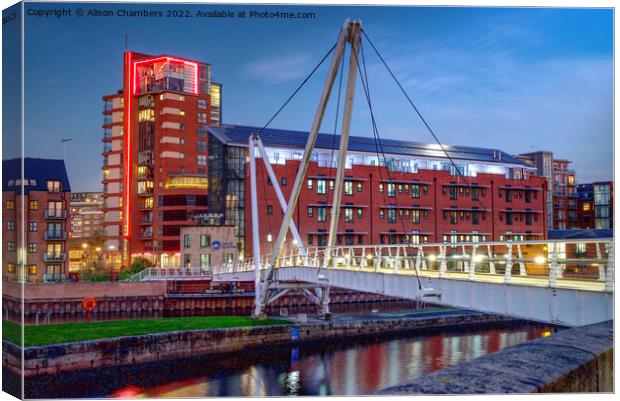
[2,316,290,347]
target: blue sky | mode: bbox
[5,3,613,191]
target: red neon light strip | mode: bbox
[132,56,198,95]
[124,51,133,240]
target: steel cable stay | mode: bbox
[360,28,509,269]
[350,37,423,291]
[252,41,338,267]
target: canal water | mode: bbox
[23,319,552,398]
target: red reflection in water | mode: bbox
[112,325,550,397]
[111,385,144,398]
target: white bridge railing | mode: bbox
[215,238,615,292]
[127,239,614,292]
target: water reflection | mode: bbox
[102,325,549,397]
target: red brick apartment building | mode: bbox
[2,158,71,283]
[207,125,548,258]
[518,152,578,229]
[102,52,222,269]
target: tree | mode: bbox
[117,257,153,280]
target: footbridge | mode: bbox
[210,239,613,327]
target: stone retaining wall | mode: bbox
[378,320,613,394]
[3,313,515,377]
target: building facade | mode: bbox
[518,152,578,229]
[577,182,613,229]
[102,51,222,269]
[2,158,71,283]
[207,125,548,259]
[179,221,238,269]
[70,192,104,239]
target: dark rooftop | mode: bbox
[3,158,71,195]
[207,124,531,167]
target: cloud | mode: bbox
[241,54,313,84]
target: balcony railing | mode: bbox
[44,231,66,240]
[43,273,66,283]
[44,252,66,262]
[44,210,67,219]
[138,232,153,239]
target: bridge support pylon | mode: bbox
[252,19,363,320]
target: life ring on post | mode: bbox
[82,297,97,321]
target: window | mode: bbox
[224,253,234,264]
[200,234,211,248]
[197,155,207,165]
[388,209,396,223]
[506,189,512,202]
[411,185,420,198]
[29,222,38,232]
[197,113,208,123]
[307,179,313,189]
[307,234,314,245]
[344,208,353,223]
[197,141,207,152]
[449,186,457,200]
[7,221,15,231]
[472,188,479,200]
[307,207,313,217]
[472,212,480,225]
[197,98,207,109]
[28,243,37,253]
[387,183,396,197]
[267,205,273,214]
[317,180,327,194]
[450,211,458,224]
[5,200,14,209]
[183,234,191,248]
[267,234,273,242]
[200,254,211,268]
[329,180,334,190]
[398,184,403,193]
[29,200,39,210]
[379,183,384,192]
[357,182,363,192]
[281,178,287,186]
[7,241,15,251]
[317,207,327,222]
[7,263,16,273]
[357,208,363,219]
[379,209,385,219]
[47,180,61,192]
[506,212,513,225]
[344,181,353,195]
[28,265,36,275]
[412,210,420,224]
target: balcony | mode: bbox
[103,130,112,139]
[44,231,66,240]
[44,252,66,262]
[139,217,153,225]
[138,231,153,239]
[45,210,67,219]
[43,273,66,283]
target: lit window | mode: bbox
[7,221,15,231]
[29,222,38,232]
[267,234,273,242]
[7,263,16,273]
[200,234,211,247]
[47,180,61,192]
[28,265,36,275]
[7,241,16,251]
[317,180,326,194]
[307,179,313,189]
[183,234,191,248]
[344,208,353,222]
[197,155,207,166]
[344,181,353,196]
[5,200,14,210]
[197,113,208,123]
[197,99,207,109]
[28,243,37,253]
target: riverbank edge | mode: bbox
[377,319,613,394]
[2,312,538,378]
